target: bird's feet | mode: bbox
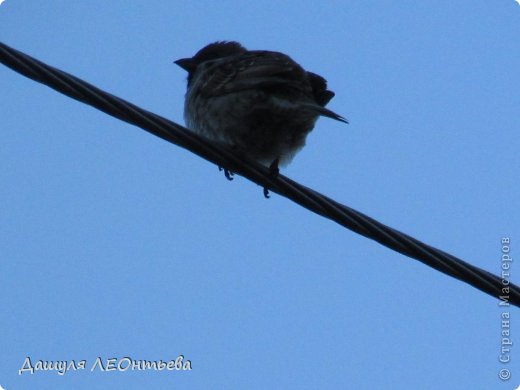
[263,158,280,199]
[219,166,234,181]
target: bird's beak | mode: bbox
[174,57,197,72]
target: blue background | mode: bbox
[1,1,519,389]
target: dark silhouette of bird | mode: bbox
[175,41,347,195]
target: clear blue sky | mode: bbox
[1,1,519,389]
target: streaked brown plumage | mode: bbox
[175,41,347,169]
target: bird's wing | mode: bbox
[196,50,346,122]
[198,51,311,98]
[307,72,335,106]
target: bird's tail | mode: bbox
[302,103,349,124]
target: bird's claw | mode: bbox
[263,158,280,199]
[219,166,234,181]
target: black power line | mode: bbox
[1,41,518,307]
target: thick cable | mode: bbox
[1,41,517,307]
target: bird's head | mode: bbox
[174,41,246,85]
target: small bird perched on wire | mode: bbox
[175,41,347,196]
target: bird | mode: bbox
[175,41,347,195]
